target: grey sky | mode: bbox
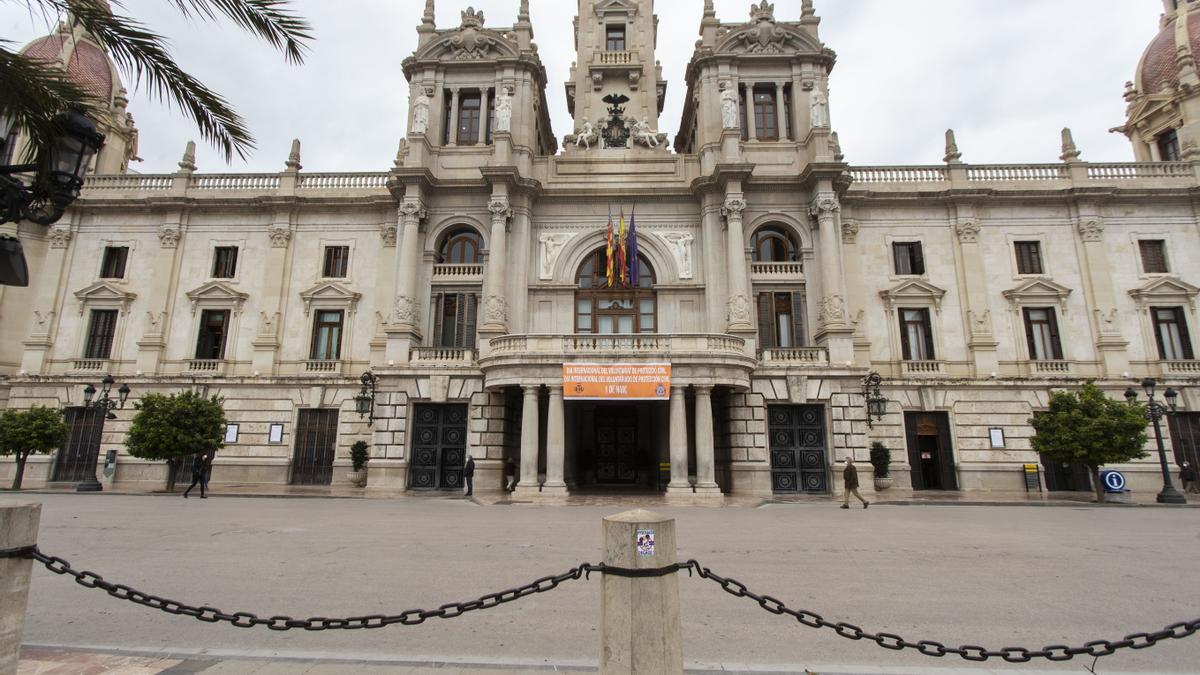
[1,0,1160,173]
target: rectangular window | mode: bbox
[752,88,779,140]
[212,246,238,278]
[433,293,478,349]
[899,308,935,361]
[893,242,925,276]
[606,24,626,51]
[1158,129,1181,162]
[84,309,118,359]
[757,292,806,349]
[310,310,344,360]
[739,89,749,142]
[485,88,495,144]
[322,246,349,278]
[1023,307,1064,361]
[195,309,230,360]
[458,93,482,145]
[1139,239,1168,274]
[99,246,129,279]
[1152,307,1195,360]
[1014,241,1043,275]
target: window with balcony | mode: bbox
[457,93,482,145]
[439,228,484,264]
[1158,129,1181,162]
[212,246,238,279]
[1153,307,1194,360]
[195,309,230,360]
[606,24,626,51]
[751,226,798,262]
[84,309,118,359]
[433,293,478,349]
[1139,239,1168,274]
[1023,307,1063,361]
[100,246,129,279]
[899,308,935,361]
[1014,241,1043,275]
[752,88,779,141]
[576,249,656,334]
[757,292,806,348]
[323,245,349,278]
[893,242,925,276]
[310,310,344,360]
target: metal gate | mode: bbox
[594,406,639,485]
[53,407,104,483]
[291,409,338,486]
[409,404,467,490]
[767,405,828,494]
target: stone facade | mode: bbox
[2,0,1199,499]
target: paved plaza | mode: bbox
[11,494,1200,673]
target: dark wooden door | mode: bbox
[1168,412,1200,471]
[54,407,104,483]
[1040,453,1093,492]
[905,412,958,491]
[595,406,638,485]
[767,405,828,494]
[291,409,338,485]
[409,404,467,490]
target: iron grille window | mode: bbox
[99,246,129,279]
[84,309,118,359]
[1139,240,1168,274]
[212,246,238,278]
[1023,307,1064,360]
[322,246,349,278]
[899,308,935,361]
[433,293,478,349]
[757,292,806,348]
[1158,129,1181,162]
[753,88,779,140]
[458,93,482,145]
[1152,307,1194,360]
[1014,241,1043,275]
[310,310,344,360]
[893,242,925,275]
[606,24,626,51]
[195,309,230,360]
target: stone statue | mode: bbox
[720,83,740,129]
[494,86,513,133]
[633,117,658,148]
[412,88,432,135]
[576,117,599,150]
[810,88,829,128]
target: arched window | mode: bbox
[751,225,798,263]
[438,228,484,264]
[575,249,656,334]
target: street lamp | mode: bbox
[78,374,130,492]
[1,109,105,286]
[862,371,888,428]
[1124,378,1185,505]
[354,371,378,427]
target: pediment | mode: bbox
[299,281,362,315]
[1126,95,1177,126]
[594,0,638,17]
[1003,279,1073,311]
[186,281,249,314]
[716,21,824,56]
[415,29,518,62]
[1130,276,1200,309]
[879,279,947,311]
[74,281,136,314]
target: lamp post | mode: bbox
[1,109,105,286]
[77,374,130,492]
[354,371,378,427]
[1124,378,1186,505]
[862,371,888,428]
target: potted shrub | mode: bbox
[348,440,369,487]
[869,441,893,491]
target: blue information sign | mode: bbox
[1100,470,1126,493]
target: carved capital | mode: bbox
[809,193,840,222]
[398,200,427,223]
[48,225,73,249]
[487,197,512,223]
[721,196,747,220]
[841,219,859,245]
[157,224,180,249]
[1077,218,1105,242]
[955,219,981,244]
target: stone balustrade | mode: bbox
[1165,360,1200,374]
[71,359,108,372]
[304,359,343,374]
[432,264,485,280]
[189,174,282,191]
[411,347,476,364]
[185,359,225,374]
[485,333,750,360]
[849,166,949,184]
[598,50,634,65]
[750,262,804,279]
[297,173,389,190]
[759,347,828,365]
[967,164,1068,182]
[903,360,944,375]
[1087,162,1192,180]
[82,174,173,191]
[1031,360,1072,375]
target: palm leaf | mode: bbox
[0,43,101,164]
[161,0,311,65]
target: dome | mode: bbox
[1138,12,1200,95]
[21,33,116,103]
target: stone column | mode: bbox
[387,199,426,364]
[543,385,568,494]
[811,191,855,364]
[514,385,541,496]
[743,83,758,142]
[481,88,492,143]
[448,88,461,146]
[722,195,753,333]
[666,385,691,494]
[480,195,511,334]
[0,502,40,674]
[693,386,720,495]
[774,82,787,140]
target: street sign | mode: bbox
[1101,470,1127,493]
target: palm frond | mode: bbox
[162,0,311,64]
[0,45,101,164]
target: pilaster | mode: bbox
[810,190,855,364]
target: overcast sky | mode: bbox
[2,0,1162,173]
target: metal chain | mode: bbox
[678,559,1200,663]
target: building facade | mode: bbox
[2,0,1200,498]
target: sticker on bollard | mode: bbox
[1101,470,1127,493]
[636,529,655,556]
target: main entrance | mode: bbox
[291,409,338,485]
[53,406,104,483]
[409,403,467,490]
[594,406,639,485]
[767,405,829,494]
[904,412,958,490]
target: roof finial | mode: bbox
[518,0,530,22]
[802,0,816,18]
[422,0,435,27]
[178,140,197,173]
[943,129,962,164]
[1060,128,1081,162]
[285,138,302,171]
[704,0,715,18]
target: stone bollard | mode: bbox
[0,501,41,675]
[600,509,683,675]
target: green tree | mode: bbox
[125,390,225,492]
[2,0,312,162]
[0,405,68,489]
[1030,382,1149,503]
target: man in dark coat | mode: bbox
[841,456,869,509]
[183,453,209,499]
[463,455,476,497]
[1180,461,1199,494]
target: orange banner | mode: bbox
[563,363,671,400]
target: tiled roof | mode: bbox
[1141,13,1200,94]
[21,34,114,102]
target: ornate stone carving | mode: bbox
[841,219,859,245]
[268,226,292,248]
[493,86,513,133]
[157,224,180,248]
[1095,308,1121,336]
[632,117,660,149]
[600,94,632,149]
[727,294,752,325]
[257,311,280,338]
[967,309,992,336]
[48,225,73,249]
[571,117,599,150]
[1077,218,1104,242]
[1060,127,1081,162]
[411,88,432,135]
[538,233,574,280]
[144,311,166,337]
[393,296,417,325]
[944,129,962,163]
[484,295,508,325]
[31,310,55,337]
[809,193,840,221]
[810,88,829,128]
[955,220,981,243]
[379,222,398,247]
[720,83,740,129]
[818,295,847,326]
[736,2,788,54]
[488,197,512,222]
[659,232,696,280]
[399,200,427,223]
[722,196,748,220]
[447,7,496,59]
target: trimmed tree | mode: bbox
[0,406,68,489]
[125,391,225,492]
[1030,382,1149,503]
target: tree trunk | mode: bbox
[1090,465,1104,504]
[166,459,178,493]
[12,451,28,490]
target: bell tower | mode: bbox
[565,0,667,141]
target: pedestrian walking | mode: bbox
[503,458,517,492]
[463,454,476,497]
[1180,461,1199,494]
[183,453,209,499]
[841,456,869,509]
